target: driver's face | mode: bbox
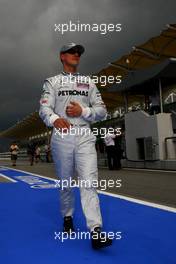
[60,51,81,66]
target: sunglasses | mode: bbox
[63,48,81,56]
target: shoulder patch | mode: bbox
[45,74,62,87]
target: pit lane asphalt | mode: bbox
[0,160,176,208]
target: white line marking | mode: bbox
[2,166,176,213]
[0,173,17,183]
[1,166,57,182]
[98,190,176,213]
[123,168,176,174]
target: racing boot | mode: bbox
[91,227,112,249]
[63,216,74,234]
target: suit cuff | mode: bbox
[81,106,91,118]
[49,114,60,125]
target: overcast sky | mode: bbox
[0,0,176,131]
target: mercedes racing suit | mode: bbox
[39,71,107,231]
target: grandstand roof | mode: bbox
[109,58,176,93]
[0,112,48,139]
[98,23,176,107]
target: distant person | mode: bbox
[10,142,19,166]
[35,145,41,163]
[96,135,105,154]
[104,129,116,170]
[149,91,160,115]
[44,144,50,163]
[114,130,122,170]
[27,141,36,166]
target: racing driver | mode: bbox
[39,43,112,249]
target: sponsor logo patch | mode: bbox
[58,90,88,96]
[41,99,48,104]
[76,83,89,89]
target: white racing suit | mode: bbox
[39,71,107,231]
